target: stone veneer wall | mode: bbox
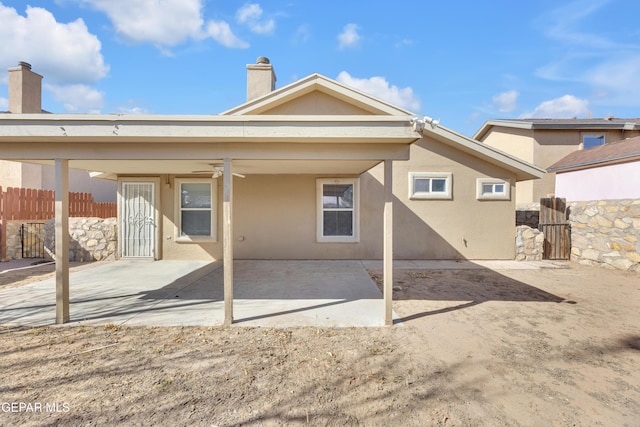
[515,225,544,261]
[569,200,640,272]
[44,217,117,262]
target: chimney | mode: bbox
[8,61,43,113]
[246,56,276,101]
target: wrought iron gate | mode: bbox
[21,222,45,259]
[539,197,570,260]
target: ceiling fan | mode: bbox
[191,163,246,179]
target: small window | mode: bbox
[317,178,359,243]
[476,178,510,200]
[175,179,217,241]
[409,172,452,200]
[583,135,605,149]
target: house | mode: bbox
[474,118,640,206]
[0,57,544,324]
[0,62,117,202]
[548,136,640,201]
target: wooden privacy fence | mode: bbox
[1,186,116,260]
[539,197,571,260]
[0,186,116,220]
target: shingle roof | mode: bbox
[520,118,640,126]
[474,117,640,140]
[548,136,640,172]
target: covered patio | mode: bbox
[0,113,418,326]
[0,260,390,327]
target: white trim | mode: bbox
[476,178,510,200]
[174,178,217,242]
[408,172,452,200]
[316,178,360,243]
[118,177,161,259]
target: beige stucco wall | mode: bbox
[153,137,518,261]
[0,160,116,202]
[0,160,24,188]
[481,126,640,205]
[387,139,517,259]
[479,127,535,206]
[262,91,374,115]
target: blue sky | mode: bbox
[1,0,639,137]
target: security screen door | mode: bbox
[121,182,156,258]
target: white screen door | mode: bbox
[121,182,156,258]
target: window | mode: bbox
[583,134,605,149]
[476,178,510,200]
[175,179,216,241]
[317,178,359,242]
[408,172,452,200]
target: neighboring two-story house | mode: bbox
[474,118,640,206]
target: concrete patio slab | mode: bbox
[0,260,390,328]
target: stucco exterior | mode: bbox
[0,59,545,325]
[555,161,640,202]
[151,135,520,262]
[475,119,640,205]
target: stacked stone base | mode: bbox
[515,225,544,261]
[44,217,117,262]
[569,200,640,272]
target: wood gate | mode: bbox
[539,197,570,260]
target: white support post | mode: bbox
[383,159,393,326]
[55,159,70,324]
[223,158,234,325]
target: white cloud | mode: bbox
[79,0,204,46]
[0,4,108,84]
[336,71,420,112]
[292,24,310,45]
[520,95,589,119]
[535,1,640,109]
[116,105,151,114]
[206,20,249,49]
[236,3,274,35]
[46,83,104,113]
[582,56,640,106]
[338,24,361,50]
[492,90,519,113]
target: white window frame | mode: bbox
[175,178,217,242]
[408,172,452,200]
[476,178,510,200]
[316,178,360,243]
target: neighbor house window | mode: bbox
[583,134,605,149]
[476,178,510,200]
[175,179,217,241]
[317,178,359,243]
[408,172,452,200]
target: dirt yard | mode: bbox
[1,262,639,426]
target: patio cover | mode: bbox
[0,113,419,325]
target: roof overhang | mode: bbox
[0,114,418,176]
[474,119,640,140]
[425,124,545,182]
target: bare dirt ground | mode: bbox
[1,262,639,426]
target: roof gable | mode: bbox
[222,73,413,116]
